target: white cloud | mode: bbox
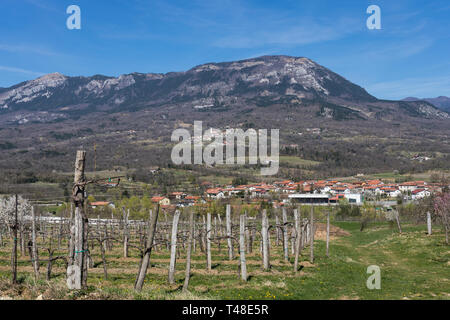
[213,18,361,49]
[0,65,44,77]
[0,44,58,56]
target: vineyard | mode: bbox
[0,150,448,300]
[0,201,449,300]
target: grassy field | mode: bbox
[0,221,448,300]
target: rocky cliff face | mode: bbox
[0,55,448,123]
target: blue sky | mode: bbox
[0,0,449,99]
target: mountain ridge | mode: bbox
[0,55,448,123]
[403,96,450,112]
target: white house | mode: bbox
[411,189,431,200]
[344,193,363,205]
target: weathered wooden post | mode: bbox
[68,150,87,290]
[11,194,18,284]
[135,206,160,291]
[168,210,181,285]
[183,210,194,292]
[282,208,289,261]
[244,212,251,254]
[31,206,40,280]
[427,211,432,235]
[262,209,270,270]
[226,204,233,260]
[310,205,314,264]
[293,209,300,272]
[395,210,402,234]
[206,212,212,271]
[275,214,280,247]
[193,216,197,253]
[239,214,247,281]
[326,206,331,257]
[122,207,129,258]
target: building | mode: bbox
[288,194,330,205]
[151,196,171,206]
[90,201,114,209]
[411,189,431,200]
[343,193,363,205]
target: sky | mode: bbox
[0,0,449,100]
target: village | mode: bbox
[89,178,445,211]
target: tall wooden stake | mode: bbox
[134,206,160,291]
[11,194,18,284]
[282,208,289,261]
[206,212,212,271]
[69,150,87,289]
[168,210,181,284]
[262,209,270,270]
[427,211,432,235]
[183,210,194,292]
[239,214,247,281]
[226,204,233,260]
[31,206,40,280]
[310,205,314,264]
[326,207,330,257]
[293,209,300,272]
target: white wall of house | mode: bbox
[344,193,363,204]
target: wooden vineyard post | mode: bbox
[239,214,247,281]
[193,217,197,253]
[395,210,402,234]
[183,210,194,292]
[135,206,160,291]
[31,206,40,280]
[68,150,87,290]
[226,204,233,260]
[282,208,289,261]
[68,203,75,265]
[326,206,331,257]
[293,209,300,272]
[261,209,270,271]
[275,214,280,247]
[168,210,181,285]
[206,212,212,271]
[244,212,251,254]
[310,205,314,264]
[427,211,432,235]
[122,207,129,258]
[11,194,18,284]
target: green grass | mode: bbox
[278,156,320,167]
[0,221,448,300]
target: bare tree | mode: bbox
[434,193,450,244]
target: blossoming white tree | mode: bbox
[0,195,31,226]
